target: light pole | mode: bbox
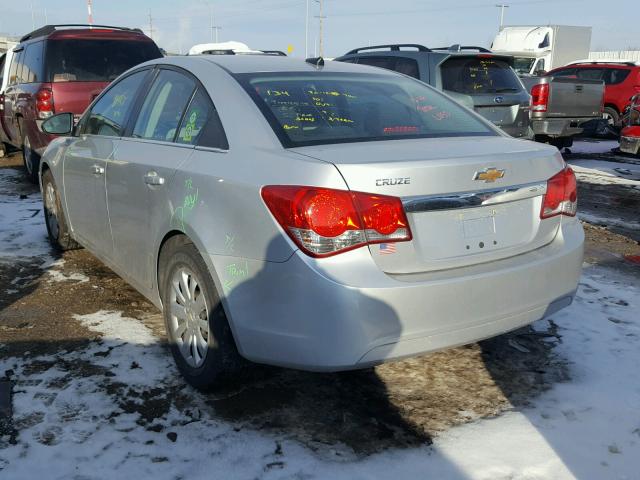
[87,0,93,26]
[305,0,309,58]
[313,0,326,58]
[495,4,509,29]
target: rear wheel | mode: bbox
[603,106,620,128]
[22,133,40,184]
[42,169,81,251]
[160,236,244,391]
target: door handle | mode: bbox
[91,164,105,175]
[144,171,165,186]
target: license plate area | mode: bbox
[463,215,496,238]
[475,106,516,126]
[410,201,536,261]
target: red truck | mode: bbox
[546,61,640,132]
[1,24,162,182]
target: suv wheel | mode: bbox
[42,170,81,251]
[603,106,620,128]
[22,134,40,184]
[160,236,244,391]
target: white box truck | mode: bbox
[491,25,591,75]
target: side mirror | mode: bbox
[41,112,74,136]
[534,69,547,76]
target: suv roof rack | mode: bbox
[345,44,431,55]
[260,50,287,56]
[567,59,639,66]
[20,24,144,42]
[199,49,287,56]
[434,44,492,53]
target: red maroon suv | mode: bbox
[2,24,162,182]
[546,61,640,131]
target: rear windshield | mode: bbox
[441,57,522,95]
[45,39,161,82]
[236,72,495,148]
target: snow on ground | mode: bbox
[568,159,640,187]
[1,266,638,479]
[567,139,620,156]
[0,168,52,261]
[578,211,640,232]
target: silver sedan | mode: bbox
[39,55,584,390]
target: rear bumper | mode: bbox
[531,117,603,138]
[212,219,584,371]
[620,136,640,155]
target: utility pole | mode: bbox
[305,0,309,58]
[87,0,93,26]
[314,0,326,58]
[209,3,221,43]
[148,10,155,40]
[30,0,35,30]
[495,4,509,29]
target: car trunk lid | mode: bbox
[292,136,564,274]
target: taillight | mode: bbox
[540,167,577,219]
[530,83,549,112]
[0,93,4,111]
[36,88,54,119]
[261,185,412,257]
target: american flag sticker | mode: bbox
[379,243,396,254]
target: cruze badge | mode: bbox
[376,177,411,187]
[474,168,505,183]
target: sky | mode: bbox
[0,0,638,57]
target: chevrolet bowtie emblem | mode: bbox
[474,167,505,183]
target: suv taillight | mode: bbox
[36,87,54,119]
[530,83,549,112]
[261,185,412,257]
[540,167,577,219]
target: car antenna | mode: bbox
[306,56,325,68]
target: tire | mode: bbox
[603,106,620,128]
[159,236,244,391]
[42,169,81,251]
[22,131,41,184]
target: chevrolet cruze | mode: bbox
[38,55,584,390]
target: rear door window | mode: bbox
[575,68,604,81]
[84,70,149,137]
[603,68,631,85]
[441,57,521,94]
[176,88,228,149]
[22,41,45,83]
[356,56,420,79]
[549,68,577,78]
[132,69,195,142]
[45,39,161,82]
